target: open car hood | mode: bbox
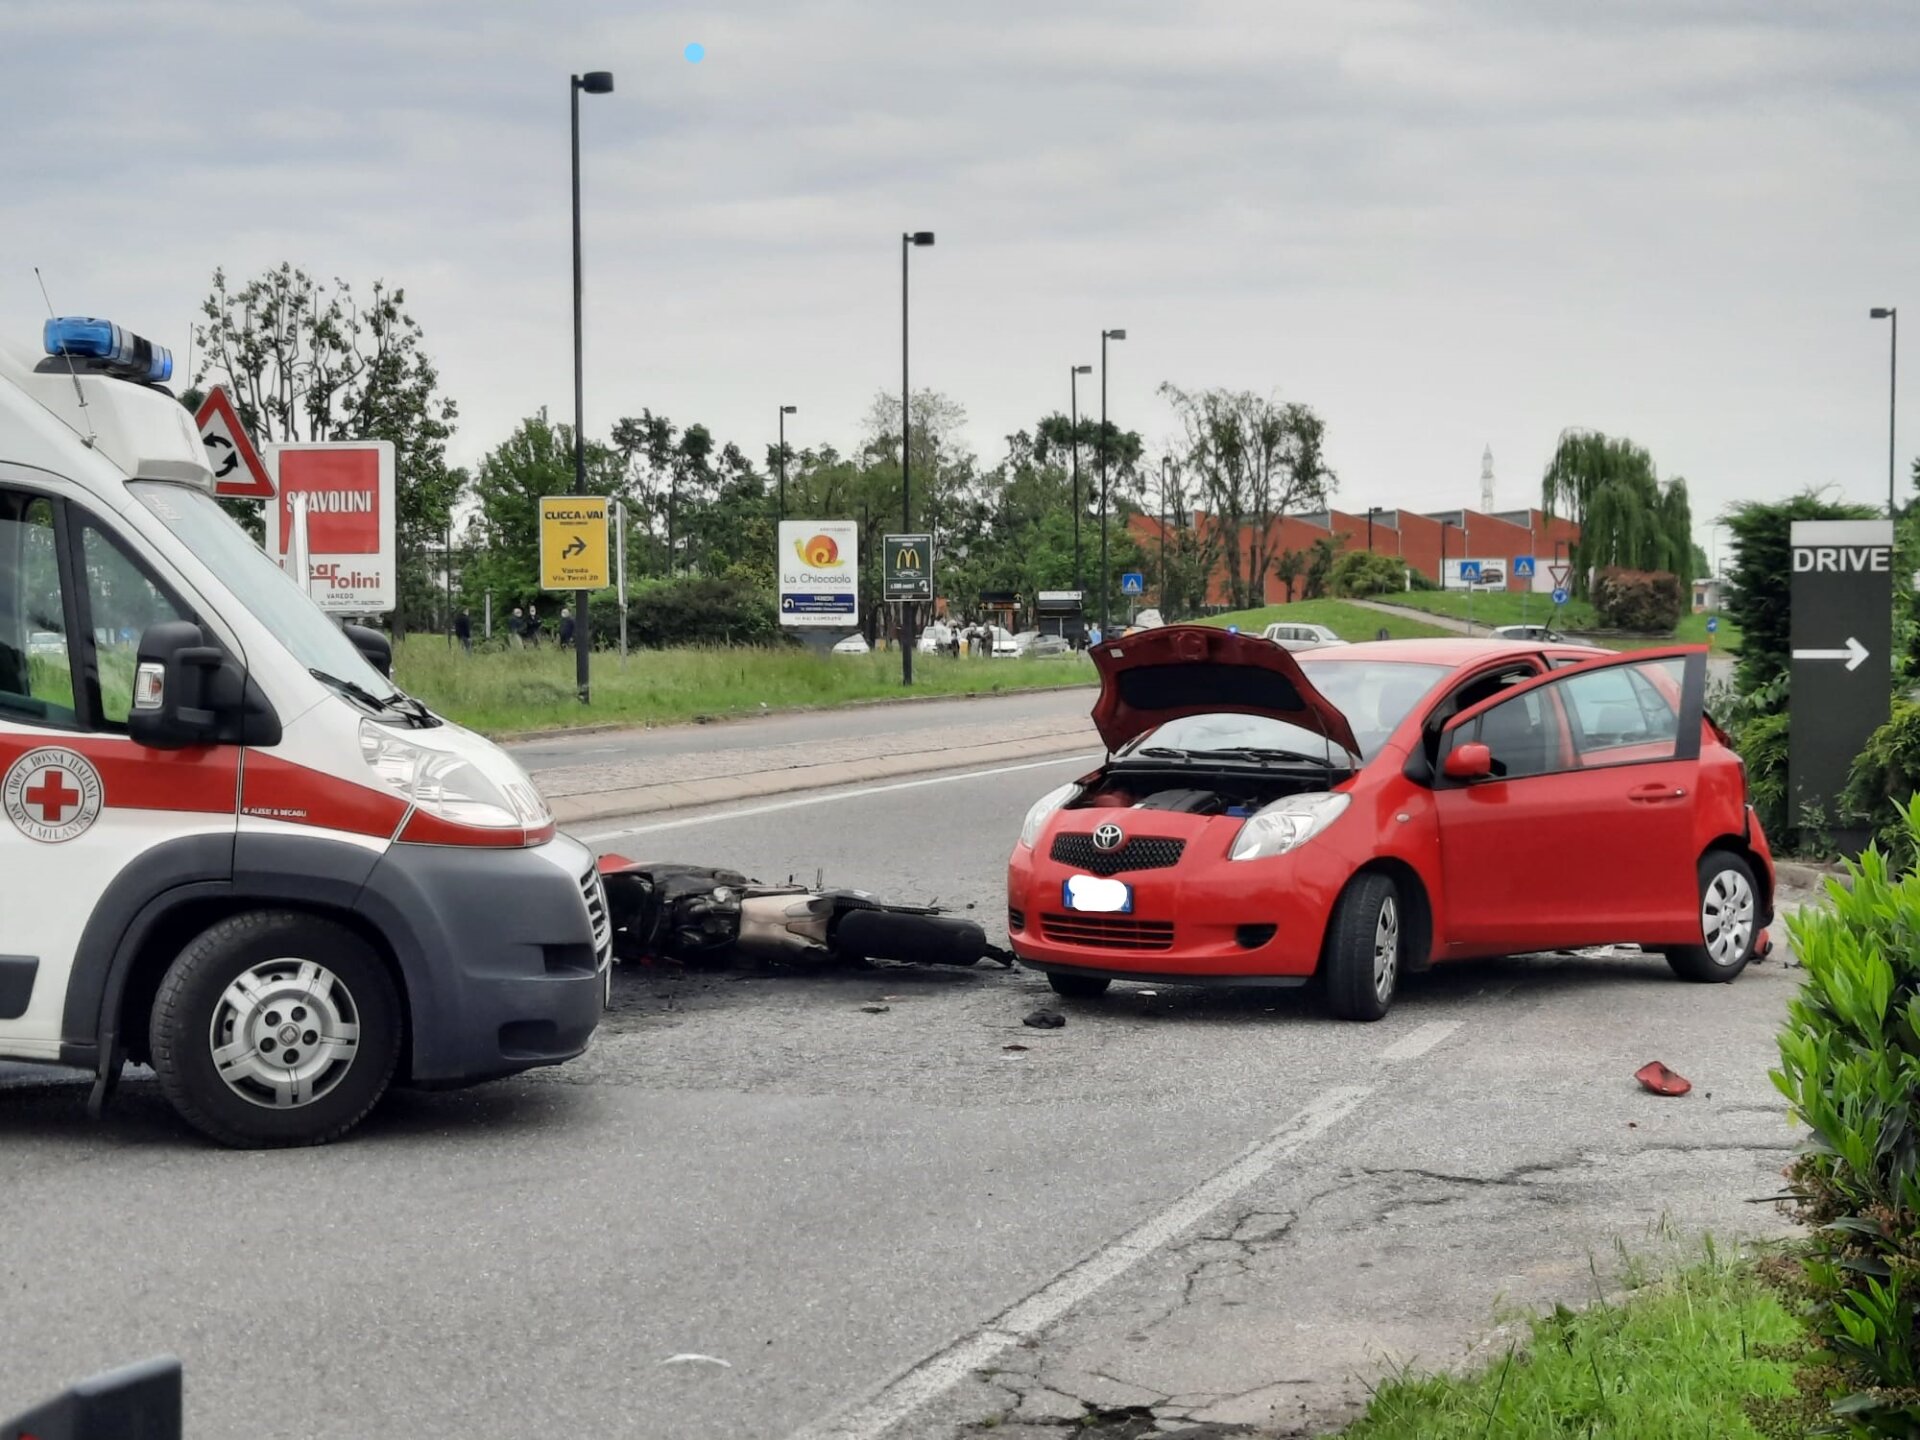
[1088,624,1361,756]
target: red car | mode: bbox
[1007,628,1773,1019]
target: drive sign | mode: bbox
[262,440,397,614]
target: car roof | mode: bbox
[1294,636,1607,666]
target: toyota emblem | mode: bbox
[1091,822,1125,852]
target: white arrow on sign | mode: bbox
[1793,636,1870,672]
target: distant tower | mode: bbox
[1480,445,1495,513]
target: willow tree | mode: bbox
[1542,430,1693,597]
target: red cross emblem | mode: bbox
[25,768,82,823]
[4,748,103,842]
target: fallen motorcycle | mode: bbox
[596,856,1007,970]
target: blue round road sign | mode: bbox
[1551,587,1570,606]
[1706,615,1719,633]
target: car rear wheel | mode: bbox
[1663,852,1759,984]
[149,910,403,1149]
[1047,972,1112,1000]
[1323,873,1400,1021]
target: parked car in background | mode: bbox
[832,633,872,655]
[988,625,1021,658]
[1008,629,1772,1020]
[1261,621,1348,652]
[27,629,64,657]
[916,623,953,654]
[1016,632,1070,658]
[1492,624,1566,643]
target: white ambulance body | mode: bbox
[0,321,609,1146]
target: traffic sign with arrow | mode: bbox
[1792,636,1869,672]
[195,386,274,498]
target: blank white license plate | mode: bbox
[1061,875,1133,913]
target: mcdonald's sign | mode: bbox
[884,533,935,600]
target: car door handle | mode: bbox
[1627,782,1686,803]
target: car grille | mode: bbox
[580,868,613,970]
[1008,906,1026,933]
[1049,834,1186,876]
[1039,914,1176,951]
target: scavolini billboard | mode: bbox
[263,441,398,614]
[777,520,859,628]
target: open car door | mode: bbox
[1429,646,1708,956]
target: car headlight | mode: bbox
[1228,792,1350,862]
[360,719,538,831]
[1019,783,1079,849]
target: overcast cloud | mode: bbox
[4,0,1918,553]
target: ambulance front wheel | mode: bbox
[149,910,403,1148]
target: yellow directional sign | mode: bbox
[540,496,611,590]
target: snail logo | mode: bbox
[794,533,843,567]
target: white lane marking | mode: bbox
[578,754,1100,842]
[787,1085,1373,1440]
[1377,1019,1461,1063]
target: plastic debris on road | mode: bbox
[1634,1060,1692,1096]
[660,1354,732,1368]
[1024,1008,1066,1029]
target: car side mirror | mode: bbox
[129,621,281,751]
[1443,741,1493,781]
[344,623,392,679]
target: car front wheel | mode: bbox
[149,911,403,1148]
[1324,873,1401,1021]
[1663,852,1759,984]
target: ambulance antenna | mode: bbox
[33,267,97,448]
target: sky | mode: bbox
[4,0,1918,567]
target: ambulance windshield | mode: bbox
[130,482,402,701]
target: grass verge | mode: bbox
[1375,591,1742,654]
[1198,599,1456,641]
[394,641,1094,736]
[1336,1247,1806,1439]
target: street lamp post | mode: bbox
[1872,307,1899,517]
[1099,328,1126,639]
[900,230,935,686]
[1367,505,1381,551]
[570,68,613,705]
[1070,364,1091,599]
[777,404,796,521]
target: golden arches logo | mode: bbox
[794,534,842,566]
[893,545,924,571]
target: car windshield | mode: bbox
[1296,658,1452,758]
[131,481,402,701]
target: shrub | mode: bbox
[605,574,782,648]
[1406,565,1438,592]
[1773,799,1920,1434]
[1329,549,1411,598]
[1591,566,1684,632]
[1845,701,1920,871]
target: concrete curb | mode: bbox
[501,681,1098,746]
[547,728,1102,827]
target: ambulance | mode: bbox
[0,318,609,1146]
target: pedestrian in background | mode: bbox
[560,611,576,647]
[455,609,472,654]
[509,607,526,649]
[527,604,541,646]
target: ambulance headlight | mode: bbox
[43,316,173,383]
[360,720,522,830]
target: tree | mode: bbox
[1274,549,1308,603]
[1303,535,1341,600]
[1160,385,1336,609]
[1540,431,1692,597]
[1329,548,1407,598]
[191,264,462,634]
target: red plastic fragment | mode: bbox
[597,852,636,873]
[1634,1061,1692,1097]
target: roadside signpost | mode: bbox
[195,386,275,499]
[779,520,860,653]
[1551,587,1569,607]
[883,534,933,600]
[1513,555,1535,623]
[1706,615,1719,636]
[539,495,611,590]
[1120,571,1144,622]
[1457,561,1481,632]
[263,441,396,614]
[1790,519,1893,849]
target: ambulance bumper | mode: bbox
[361,832,609,1087]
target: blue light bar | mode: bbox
[42,316,172,384]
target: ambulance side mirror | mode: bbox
[343,623,393,679]
[129,621,281,751]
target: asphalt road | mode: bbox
[506,686,1096,773]
[0,756,1809,1440]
